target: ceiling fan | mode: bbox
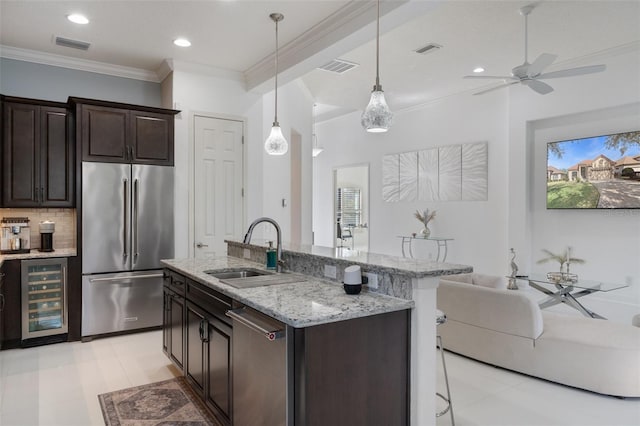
[464,4,606,95]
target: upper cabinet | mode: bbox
[1,96,74,207]
[70,98,179,166]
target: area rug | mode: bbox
[98,376,222,426]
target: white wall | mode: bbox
[171,68,313,257]
[315,91,510,273]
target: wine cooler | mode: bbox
[21,258,68,340]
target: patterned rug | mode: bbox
[98,376,222,426]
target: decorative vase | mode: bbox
[420,226,431,238]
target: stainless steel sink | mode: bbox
[205,268,273,280]
[205,268,305,289]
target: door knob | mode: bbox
[196,242,209,248]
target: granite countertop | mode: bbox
[228,240,473,278]
[0,248,77,268]
[162,256,415,328]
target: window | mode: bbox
[336,187,361,227]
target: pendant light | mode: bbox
[265,13,288,155]
[361,0,393,133]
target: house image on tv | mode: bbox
[614,155,640,176]
[566,154,616,182]
[547,166,567,181]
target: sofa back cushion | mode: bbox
[442,273,508,290]
[438,278,544,339]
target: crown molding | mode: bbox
[164,59,245,83]
[0,45,159,82]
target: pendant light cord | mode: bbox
[274,17,279,124]
[375,0,381,89]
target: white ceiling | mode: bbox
[1,1,639,122]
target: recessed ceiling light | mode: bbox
[67,14,89,25]
[173,38,191,47]
[473,67,485,73]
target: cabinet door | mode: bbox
[2,102,40,206]
[186,302,206,397]
[130,111,174,166]
[40,106,73,207]
[81,104,129,163]
[169,294,185,370]
[0,260,22,348]
[205,316,232,423]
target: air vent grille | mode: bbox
[55,36,91,51]
[414,43,442,55]
[318,59,359,74]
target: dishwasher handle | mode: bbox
[226,308,284,341]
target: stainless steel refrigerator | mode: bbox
[81,162,174,338]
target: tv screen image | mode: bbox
[546,130,640,209]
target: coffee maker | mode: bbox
[1,217,31,254]
[39,220,55,252]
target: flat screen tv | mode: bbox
[546,130,640,209]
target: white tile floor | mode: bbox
[0,330,179,426]
[436,351,640,426]
[1,330,638,426]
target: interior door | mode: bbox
[193,115,244,257]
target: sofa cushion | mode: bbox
[441,272,507,289]
[438,278,543,339]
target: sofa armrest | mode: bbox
[438,280,544,339]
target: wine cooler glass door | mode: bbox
[22,258,68,340]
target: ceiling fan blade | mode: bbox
[537,64,606,80]
[524,79,554,95]
[472,81,519,96]
[464,75,518,80]
[526,53,558,78]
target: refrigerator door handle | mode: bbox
[123,178,129,259]
[133,178,139,260]
[89,273,164,283]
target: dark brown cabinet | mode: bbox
[163,271,185,371]
[71,98,178,166]
[0,260,21,349]
[1,97,73,207]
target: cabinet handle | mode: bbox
[0,294,4,312]
[40,187,44,203]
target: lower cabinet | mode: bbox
[186,300,232,425]
[162,286,185,371]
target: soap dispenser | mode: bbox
[266,241,277,270]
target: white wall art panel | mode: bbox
[399,152,418,201]
[382,154,400,202]
[418,149,439,201]
[438,145,462,201]
[461,142,488,201]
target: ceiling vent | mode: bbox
[318,59,359,74]
[414,43,442,55]
[55,36,91,51]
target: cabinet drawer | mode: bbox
[186,279,231,324]
[166,270,186,296]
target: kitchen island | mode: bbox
[162,256,414,426]
[164,246,472,426]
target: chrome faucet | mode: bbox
[243,217,284,272]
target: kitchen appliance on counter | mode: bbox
[39,221,55,252]
[81,162,174,338]
[1,217,31,254]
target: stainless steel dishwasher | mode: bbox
[226,304,287,426]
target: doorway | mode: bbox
[334,164,369,251]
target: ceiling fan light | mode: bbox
[361,90,393,133]
[265,124,288,155]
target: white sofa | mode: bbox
[437,273,640,397]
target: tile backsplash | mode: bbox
[0,208,76,250]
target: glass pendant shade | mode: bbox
[265,123,288,155]
[361,89,393,132]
